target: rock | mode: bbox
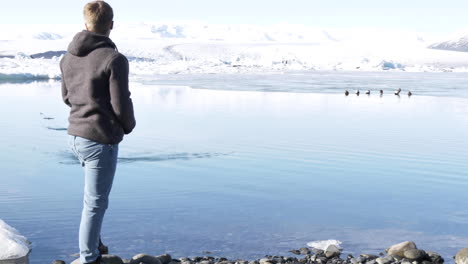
[123,259,131,264]
[130,254,163,264]
[403,249,426,261]
[375,256,393,264]
[386,241,417,258]
[260,259,273,264]
[157,255,172,264]
[365,260,376,264]
[101,255,124,264]
[360,255,378,260]
[426,251,444,264]
[325,245,341,258]
[181,261,192,264]
[199,260,213,264]
[52,261,66,264]
[71,259,80,264]
[236,261,248,264]
[300,248,311,255]
[249,261,259,264]
[289,250,301,255]
[456,248,468,264]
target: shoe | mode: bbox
[98,238,109,255]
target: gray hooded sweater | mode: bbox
[60,30,135,144]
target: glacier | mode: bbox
[2,22,468,80]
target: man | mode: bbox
[60,1,136,263]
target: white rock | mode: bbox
[456,248,468,264]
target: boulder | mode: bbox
[386,241,417,258]
[456,248,468,264]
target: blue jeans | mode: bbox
[69,136,118,263]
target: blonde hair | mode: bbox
[83,1,114,34]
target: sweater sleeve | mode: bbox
[108,54,136,134]
[60,59,71,107]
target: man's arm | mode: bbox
[60,59,71,107]
[108,54,136,134]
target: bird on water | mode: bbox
[380,90,383,95]
[345,90,349,96]
[356,90,360,96]
[365,90,370,95]
[408,91,412,96]
[395,88,401,95]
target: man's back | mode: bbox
[61,30,135,144]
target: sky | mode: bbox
[1,0,468,35]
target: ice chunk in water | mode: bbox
[307,239,342,250]
[0,219,31,260]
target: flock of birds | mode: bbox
[344,88,412,96]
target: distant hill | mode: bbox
[429,35,468,52]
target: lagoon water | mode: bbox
[1,72,468,263]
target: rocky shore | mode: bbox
[53,241,468,264]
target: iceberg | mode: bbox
[307,239,342,250]
[0,219,31,260]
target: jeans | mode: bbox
[69,135,118,263]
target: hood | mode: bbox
[67,30,116,56]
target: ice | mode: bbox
[2,22,468,79]
[0,219,31,260]
[307,240,342,250]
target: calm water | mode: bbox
[1,72,468,263]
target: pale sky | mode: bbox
[2,0,468,34]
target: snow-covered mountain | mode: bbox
[2,22,468,80]
[429,35,468,52]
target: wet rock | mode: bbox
[157,254,172,264]
[99,255,124,264]
[181,261,192,264]
[403,249,426,261]
[375,256,393,264]
[325,245,341,258]
[360,255,378,260]
[456,248,468,264]
[290,250,301,255]
[249,261,259,264]
[365,260,376,264]
[300,248,311,255]
[123,259,131,264]
[260,258,274,264]
[426,251,444,264]
[130,254,163,264]
[386,241,417,258]
[52,261,66,264]
[200,260,213,264]
[236,261,248,264]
